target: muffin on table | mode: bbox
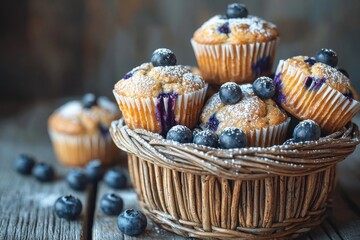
[48,94,120,166]
[274,48,360,133]
[113,48,208,136]
[191,3,279,85]
[200,82,290,147]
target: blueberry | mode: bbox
[151,48,177,67]
[66,169,88,191]
[15,154,35,175]
[193,130,219,148]
[252,76,276,98]
[226,3,248,19]
[104,167,127,189]
[338,68,350,78]
[219,82,242,105]
[218,22,231,34]
[84,159,103,183]
[293,120,321,142]
[100,193,124,215]
[219,127,247,149]
[166,125,193,143]
[82,93,97,109]
[32,162,55,182]
[315,48,338,68]
[54,195,82,220]
[117,209,147,236]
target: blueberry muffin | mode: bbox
[274,49,360,133]
[191,3,279,85]
[200,83,289,147]
[113,48,207,136]
[48,94,120,166]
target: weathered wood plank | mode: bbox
[92,183,184,240]
[0,101,91,240]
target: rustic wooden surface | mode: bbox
[0,101,360,239]
[0,101,92,240]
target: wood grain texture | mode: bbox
[92,184,183,240]
[0,101,91,240]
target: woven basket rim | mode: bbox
[110,118,359,179]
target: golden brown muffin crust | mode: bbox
[48,98,120,135]
[286,56,354,95]
[200,84,287,134]
[114,63,206,98]
[193,15,279,45]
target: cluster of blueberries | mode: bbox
[165,75,321,148]
[15,157,147,237]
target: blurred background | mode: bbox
[1,0,360,108]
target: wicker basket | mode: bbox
[110,119,359,239]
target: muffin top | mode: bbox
[200,84,287,134]
[283,56,356,97]
[193,15,278,45]
[48,96,120,135]
[114,63,206,98]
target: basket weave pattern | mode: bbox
[110,119,359,239]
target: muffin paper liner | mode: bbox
[113,86,208,134]
[275,60,360,133]
[247,117,290,147]
[48,130,118,166]
[191,38,278,85]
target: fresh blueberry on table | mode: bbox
[166,125,193,143]
[82,93,97,109]
[100,193,124,216]
[219,82,243,105]
[104,167,127,189]
[293,120,321,142]
[117,209,147,236]
[151,48,177,67]
[15,154,36,175]
[32,162,55,182]
[252,76,276,99]
[226,3,248,18]
[54,195,82,220]
[219,127,247,149]
[193,130,219,148]
[84,159,103,183]
[315,48,338,68]
[66,169,88,191]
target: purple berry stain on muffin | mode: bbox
[344,91,354,102]
[206,113,220,132]
[304,58,317,66]
[273,73,286,104]
[252,56,271,76]
[156,92,178,136]
[123,72,133,80]
[98,124,109,138]
[304,77,325,91]
[218,22,230,35]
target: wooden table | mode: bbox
[0,100,359,240]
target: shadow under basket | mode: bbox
[110,119,359,239]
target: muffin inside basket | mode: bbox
[110,118,359,239]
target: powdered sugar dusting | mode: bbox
[153,48,173,56]
[201,15,277,36]
[316,63,350,85]
[152,65,190,79]
[57,101,82,118]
